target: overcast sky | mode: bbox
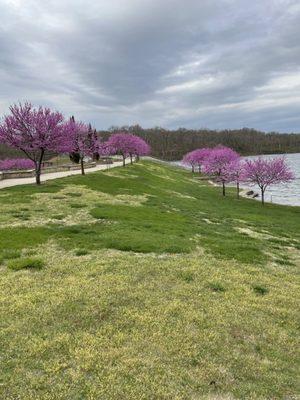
[0,0,300,131]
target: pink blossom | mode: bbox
[243,157,294,204]
[64,117,101,175]
[0,102,68,184]
[105,133,150,166]
[202,146,240,196]
[0,158,35,171]
[223,159,246,198]
[182,148,211,173]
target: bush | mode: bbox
[7,257,45,271]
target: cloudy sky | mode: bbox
[0,0,300,131]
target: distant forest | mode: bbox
[1,126,300,161]
[100,126,300,161]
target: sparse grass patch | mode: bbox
[208,282,226,292]
[177,270,194,282]
[70,203,86,208]
[252,285,269,295]
[52,214,64,220]
[1,249,21,260]
[275,258,295,266]
[7,257,45,271]
[75,249,89,256]
[66,192,82,197]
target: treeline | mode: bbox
[99,126,300,160]
[1,126,300,161]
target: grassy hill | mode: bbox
[0,160,299,399]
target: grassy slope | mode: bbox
[0,160,299,399]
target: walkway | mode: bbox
[0,160,127,189]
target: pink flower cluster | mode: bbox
[105,132,150,166]
[0,158,35,171]
[183,146,294,203]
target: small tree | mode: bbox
[203,146,239,196]
[243,157,294,205]
[224,159,246,199]
[105,133,132,166]
[182,148,211,173]
[128,135,150,163]
[0,102,67,184]
[66,117,100,175]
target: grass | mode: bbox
[7,256,45,271]
[0,160,299,399]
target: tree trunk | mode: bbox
[130,154,133,164]
[122,155,126,167]
[35,150,44,185]
[136,155,140,162]
[192,165,194,173]
[236,182,240,199]
[35,164,41,185]
[222,182,226,196]
[80,157,85,175]
[261,189,265,205]
[198,165,201,173]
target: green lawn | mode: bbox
[0,160,299,399]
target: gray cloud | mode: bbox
[0,0,299,131]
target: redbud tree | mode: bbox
[66,117,100,175]
[0,102,68,184]
[127,135,150,163]
[203,146,240,196]
[243,157,294,205]
[223,159,246,199]
[106,133,150,166]
[182,148,211,172]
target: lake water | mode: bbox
[173,153,300,207]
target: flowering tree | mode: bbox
[224,159,246,199]
[0,158,35,171]
[182,148,211,173]
[203,146,239,196]
[0,102,68,184]
[243,157,294,205]
[128,135,150,163]
[182,151,196,172]
[105,132,130,166]
[66,117,100,175]
[106,133,150,166]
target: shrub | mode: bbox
[0,158,35,171]
[7,257,45,271]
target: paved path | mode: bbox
[0,160,127,190]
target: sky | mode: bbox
[0,0,300,132]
